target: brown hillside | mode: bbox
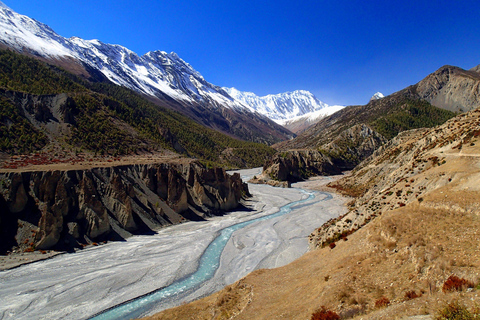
[144,108,480,319]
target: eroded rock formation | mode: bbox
[0,161,249,253]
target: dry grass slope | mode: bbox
[143,108,480,320]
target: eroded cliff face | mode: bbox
[258,150,341,184]
[0,161,249,253]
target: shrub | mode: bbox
[404,290,421,300]
[329,242,336,249]
[442,275,474,293]
[374,297,390,308]
[311,306,340,320]
[435,301,476,320]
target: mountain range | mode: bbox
[224,87,344,133]
[258,64,480,183]
[2,1,480,318]
[0,2,345,143]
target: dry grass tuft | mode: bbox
[442,275,475,293]
[404,290,422,300]
[374,297,390,308]
[435,301,479,320]
[311,306,340,320]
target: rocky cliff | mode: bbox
[416,65,480,113]
[0,161,249,253]
[255,124,387,184]
[254,150,340,185]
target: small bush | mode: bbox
[374,297,390,308]
[329,242,336,249]
[311,306,340,320]
[404,290,421,300]
[442,275,474,293]
[435,301,476,320]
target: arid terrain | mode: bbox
[143,108,480,319]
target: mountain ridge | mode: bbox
[224,87,331,121]
[0,3,293,145]
[224,87,344,133]
[0,49,277,168]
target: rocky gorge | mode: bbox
[0,161,249,254]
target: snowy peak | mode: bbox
[0,3,245,109]
[224,88,332,122]
[0,4,76,59]
[0,1,10,9]
[370,92,385,101]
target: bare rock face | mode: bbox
[261,150,341,183]
[0,161,249,253]
[416,65,480,113]
[320,124,387,170]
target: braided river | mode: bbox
[0,168,347,320]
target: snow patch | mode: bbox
[371,92,385,100]
[278,105,345,126]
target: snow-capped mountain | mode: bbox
[224,88,330,122]
[0,3,238,109]
[370,92,385,101]
[224,87,344,133]
[0,2,293,144]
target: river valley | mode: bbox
[0,168,347,320]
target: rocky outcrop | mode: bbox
[416,65,480,113]
[258,150,341,184]
[258,124,387,184]
[319,124,387,170]
[0,161,249,253]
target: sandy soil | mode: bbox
[0,251,63,271]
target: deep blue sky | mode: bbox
[6,0,480,105]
